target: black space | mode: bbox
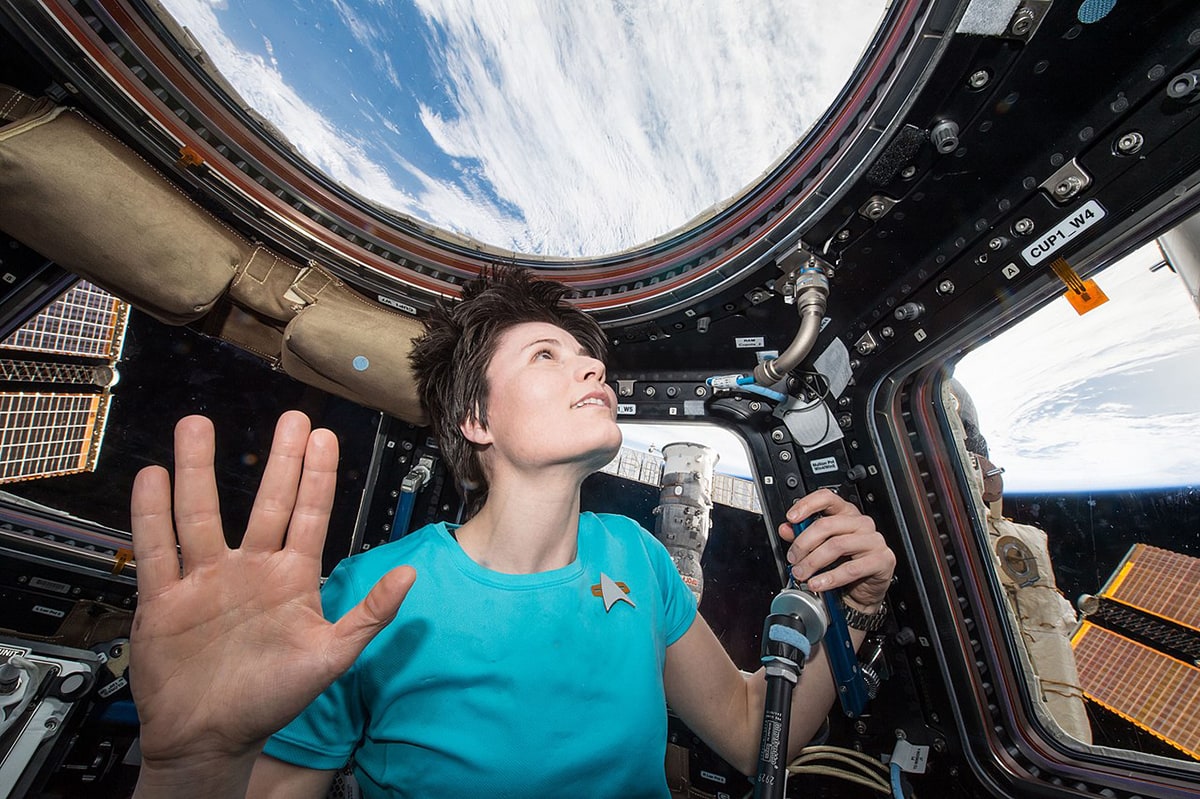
[3,309,381,575]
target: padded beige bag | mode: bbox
[0,84,427,424]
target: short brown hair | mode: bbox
[408,266,607,515]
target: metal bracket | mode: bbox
[1040,158,1092,204]
[858,194,898,221]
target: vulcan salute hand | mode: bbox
[129,412,415,795]
[776,488,895,613]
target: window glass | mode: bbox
[582,421,774,671]
[953,242,1200,762]
[155,0,886,258]
[0,296,380,576]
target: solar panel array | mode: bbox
[1,281,127,359]
[1072,621,1200,759]
[1100,544,1200,632]
[0,281,127,484]
[0,392,110,483]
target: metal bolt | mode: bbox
[854,720,868,735]
[44,718,59,731]
[779,450,792,462]
[666,386,678,398]
[1010,6,1035,36]
[937,279,955,295]
[968,69,990,89]
[749,401,761,412]
[900,165,917,180]
[863,199,887,220]
[895,728,907,741]
[1116,131,1144,155]
[644,385,656,397]
[988,236,1007,250]
[837,413,853,429]
[930,119,960,154]
[1013,217,1035,235]
[880,326,894,339]
[836,229,851,242]
[694,386,706,397]
[785,476,799,489]
[771,429,786,443]
[1054,175,1083,199]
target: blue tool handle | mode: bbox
[791,519,870,718]
[821,587,870,718]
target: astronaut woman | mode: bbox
[128,267,895,798]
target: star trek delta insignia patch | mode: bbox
[592,572,635,612]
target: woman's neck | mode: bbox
[454,468,584,574]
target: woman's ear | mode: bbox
[460,411,492,446]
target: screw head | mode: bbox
[836,229,851,242]
[988,236,1007,250]
[1054,175,1082,198]
[937,279,955,295]
[1011,8,1035,36]
[1013,217,1035,235]
[1116,131,1144,155]
[968,69,990,89]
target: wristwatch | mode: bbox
[840,596,889,632]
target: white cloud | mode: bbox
[411,0,884,255]
[156,0,886,256]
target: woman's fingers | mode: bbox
[171,415,226,573]
[130,465,181,597]
[282,427,340,560]
[243,411,314,553]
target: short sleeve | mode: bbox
[641,527,698,646]
[261,563,368,769]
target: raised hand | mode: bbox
[776,489,894,611]
[129,412,415,779]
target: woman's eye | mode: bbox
[535,349,554,360]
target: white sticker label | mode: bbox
[32,605,66,618]
[1001,263,1021,280]
[700,770,728,785]
[616,403,637,415]
[810,456,838,474]
[376,294,418,315]
[735,336,765,348]
[98,677,128,699]
[29,577,72,594]
[1021,199,1106,265]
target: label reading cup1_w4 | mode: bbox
[1020,199,1106,265]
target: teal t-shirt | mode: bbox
[263,512,698,798]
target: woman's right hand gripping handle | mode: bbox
[129,412,416,798]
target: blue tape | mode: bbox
[768,623,812,659]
